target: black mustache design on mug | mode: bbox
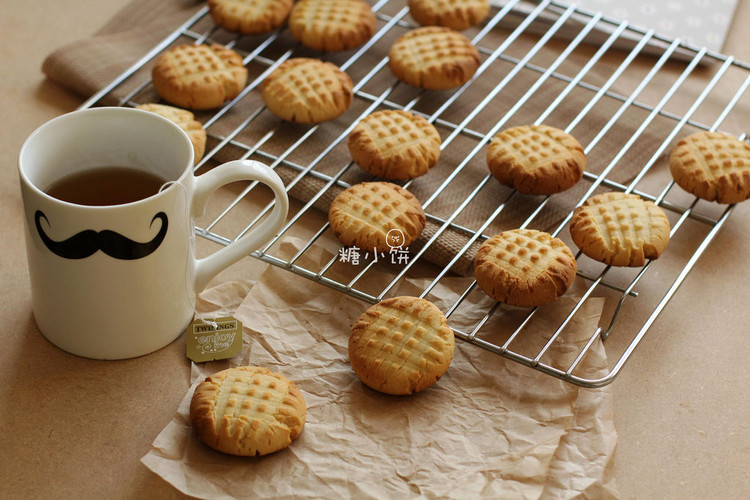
[35,210,168,260]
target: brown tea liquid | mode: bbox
[45,166,169,206]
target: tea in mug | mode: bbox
[45,166,168,206]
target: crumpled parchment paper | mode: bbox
[141,238,619,499]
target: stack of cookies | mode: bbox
[160,0,750,457]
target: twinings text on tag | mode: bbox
[187,316,242,362]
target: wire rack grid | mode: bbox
[81,0,750,387]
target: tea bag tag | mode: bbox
[187,316,243,362]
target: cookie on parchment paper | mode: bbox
[208,0,293,35]
[151,44,248,110]
[328,182,426,253]
[408,0,490,31]
[349,296,455,395]
[190,366,307,456]
[261,57,353,124]
[486,124,585,195]
[289,0,376,52]
[669,130,750,204]
[348,110,442,180]
[569,192,671,267]
[136,103,206,165]
[388,26,481,90]
[474,229,577,307]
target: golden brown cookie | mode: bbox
[474,229,577,307]
[349,296,455,395]
[328,182,426,252]
[136,103,206,165]
[486,124,585,195]
[348,110,442,180]
[388,26,481,90]
[151,44,248,110]
[569,192,671,267]
[408,0,490,31]
[190,366,307,456]
[261,57,353,124]
[208,0,293,34]
[288,0,376,51]
[669,130,750,204]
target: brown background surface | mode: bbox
[1,1,748,498]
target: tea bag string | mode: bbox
[159,181,218,330]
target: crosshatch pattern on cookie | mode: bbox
[408,0,490,31]
[190,366,306,456]
[289,0,376,51]
[151,44,248,110]
[349,296,455,395]
[328,182,426,252]
[487,124,585,195]
[474,229,577,307]
[208,0,294,34]
[261,58,353,123]
[388,26,481,90]
[669,131,750,204]
[569,192,671,267]
[348,110,442,179]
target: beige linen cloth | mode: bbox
[36,0,642,497]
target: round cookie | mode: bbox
[151,44,248,110]
[349,296,455,395]
[348,110,442,180]
[190,366,307,456]
[669,130,750,204]
[136,103,206,165]
[409,0,490,31]
[474,229,577,307]
[388,26,481,90]
[569,192,671,267]
[208,0,293,35]
[261,58,353,124]
[289,0,376,52]
[486,124,585,195]
[328,182,426,253]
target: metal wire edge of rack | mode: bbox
[80,0,748,388]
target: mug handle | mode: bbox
[191,159,288,292]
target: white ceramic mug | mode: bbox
[18,107,288,359]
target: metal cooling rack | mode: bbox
[82,0,750,387]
